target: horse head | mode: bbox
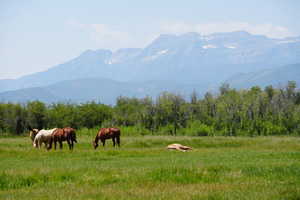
[92,141,98,149]
[29,127,39,142]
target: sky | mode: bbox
[1,0,300,79]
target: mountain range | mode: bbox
[225,63,300,89]
[0,78,208,104]
[1,31,300,104]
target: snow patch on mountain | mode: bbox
[225,45,237,49]
[202,44,217,49]
[202,36,215,41]
[157,49,169,55]
[277,39,300,44]
[143,49,169,61]
[105,59,116,65]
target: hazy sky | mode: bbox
[1,0,300,79]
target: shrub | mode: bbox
[261,121,287,136]
[185,121,213,136]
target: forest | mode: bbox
[1,81,300,137]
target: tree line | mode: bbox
[1,81,300,136]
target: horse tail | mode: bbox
[73,136,77,143]
[73,129,77,143]
[116,129,121,146]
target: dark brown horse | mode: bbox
[93,128,120,149]
[49,127,77,150]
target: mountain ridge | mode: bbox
[1,31,300,103]
[225,63,300,89]
[0,77,209,104]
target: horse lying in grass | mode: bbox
[33,128,58,149]
[49,127,77,150]
[93,128,120,149]
[167,143,192,152]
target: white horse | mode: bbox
[33,128,57,149]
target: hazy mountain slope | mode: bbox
[0,78,208,104]
[1,64,299,104]
[1,31,300,93]
[225,63,300,89]
[0,50,113,92]
[0,87,61,103]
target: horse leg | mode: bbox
[59,140,63,149]
[70,136,74,150]
[116,136,120,147]
[112,137,116,147]
[44,138,50,150]
[46,142,50,150]
[47,138,53,150]
[54,139,57,150]
[33,139,38,148]
[38,140,42,149]
[67,139,72,150]
[69,139,74,150]
[102,139,105,147]
[44,141,48,149]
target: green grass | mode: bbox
[0,135,300,200]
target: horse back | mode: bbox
[63,127,75,135]
[34,128,57,143]
[37,128,57,137]
[52,128,64,138]
[98,127,120,139]
[63,127,77,142]
[109,128,120,137]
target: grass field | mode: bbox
[0,135,300,200]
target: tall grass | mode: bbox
[0,135,300,199]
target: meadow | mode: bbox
[0,133,300,200]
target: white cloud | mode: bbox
[159,21,296,38]
[67,20,153,50]
[89,24,131,49]
[67,20,297,51]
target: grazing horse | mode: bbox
[93,128,120,149]
[33,128,57,149]
[29,127,39,144]
[50,127,77,150]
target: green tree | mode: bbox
[79,102,112,128]
[27,101,47,129]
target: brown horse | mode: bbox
[93,128,120,149]
[49,127,77,150]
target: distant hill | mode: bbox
[225,63,300,89]
[2,61,299,104]
[0,78,208,104]
[1,31,300,93]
